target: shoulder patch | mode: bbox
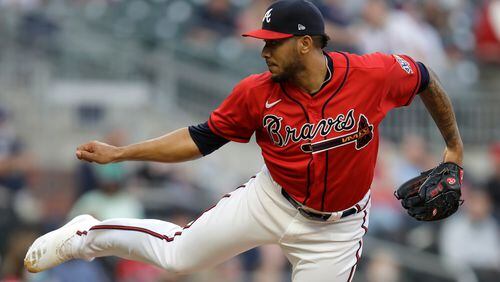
[393,54,413,74]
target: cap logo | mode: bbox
[263,8,273,23]
[298,24,306,31]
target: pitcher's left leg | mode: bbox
[281,207,370,282]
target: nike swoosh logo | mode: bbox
[265,99,282,109]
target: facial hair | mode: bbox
[271,55,305,83]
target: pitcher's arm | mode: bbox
[419,68,463,165]
[76,128,202,164]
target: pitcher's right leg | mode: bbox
[25,171,291,274]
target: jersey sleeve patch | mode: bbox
[378,53,421,112]
[393,54,413,74]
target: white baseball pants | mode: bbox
[76,167,370,282]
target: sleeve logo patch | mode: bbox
[393,55,413,74]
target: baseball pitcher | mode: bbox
[24,1,464,281]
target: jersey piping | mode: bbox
[279,83,312,203]
[319,52,350,211]
[311,53,334,95]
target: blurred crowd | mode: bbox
[0,0,499,282]
[186,0,500,78]
[1,0,499,81]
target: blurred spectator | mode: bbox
[37,171,81,231]
[486,142,500,221]
[70,162,144,220]
[75,158,99,197]
[316,0,358,51]
[190,257,244,282]
[369,139,405,240]
[0,108,33,254]
[354,0,448,75]
[365,248,403,282]
[17,0,59,55]
[251,245,288,282]
[439,187,500,281]
[421,0,451,43]
[475,0,500,64]
[186,0,238,46]
[391,134,436,186]
[0,225,38,282]
[12,169,43,224]
[134,162,177,188]
[115,260,172,282]
[132,164,213,217]
[43,260,111,282]
[0,107,35,192]
[0,187,16,258]
[318,0,351,26]
[211,258,244,282]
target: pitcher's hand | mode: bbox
[76,141,121,164]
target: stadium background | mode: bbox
[0,0,499,281]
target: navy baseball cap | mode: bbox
[242,0,326,40]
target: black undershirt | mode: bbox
[416,62,430,93]
[188,122,229,156]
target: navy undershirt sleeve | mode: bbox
[417,62,430,93]
[188,122,230,156]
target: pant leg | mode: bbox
[76,171,293,274]
[281,203,371,282]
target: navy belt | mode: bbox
[281,188,358,221]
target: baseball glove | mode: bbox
[394,162,464,221]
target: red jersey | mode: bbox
[208,52,422,212]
